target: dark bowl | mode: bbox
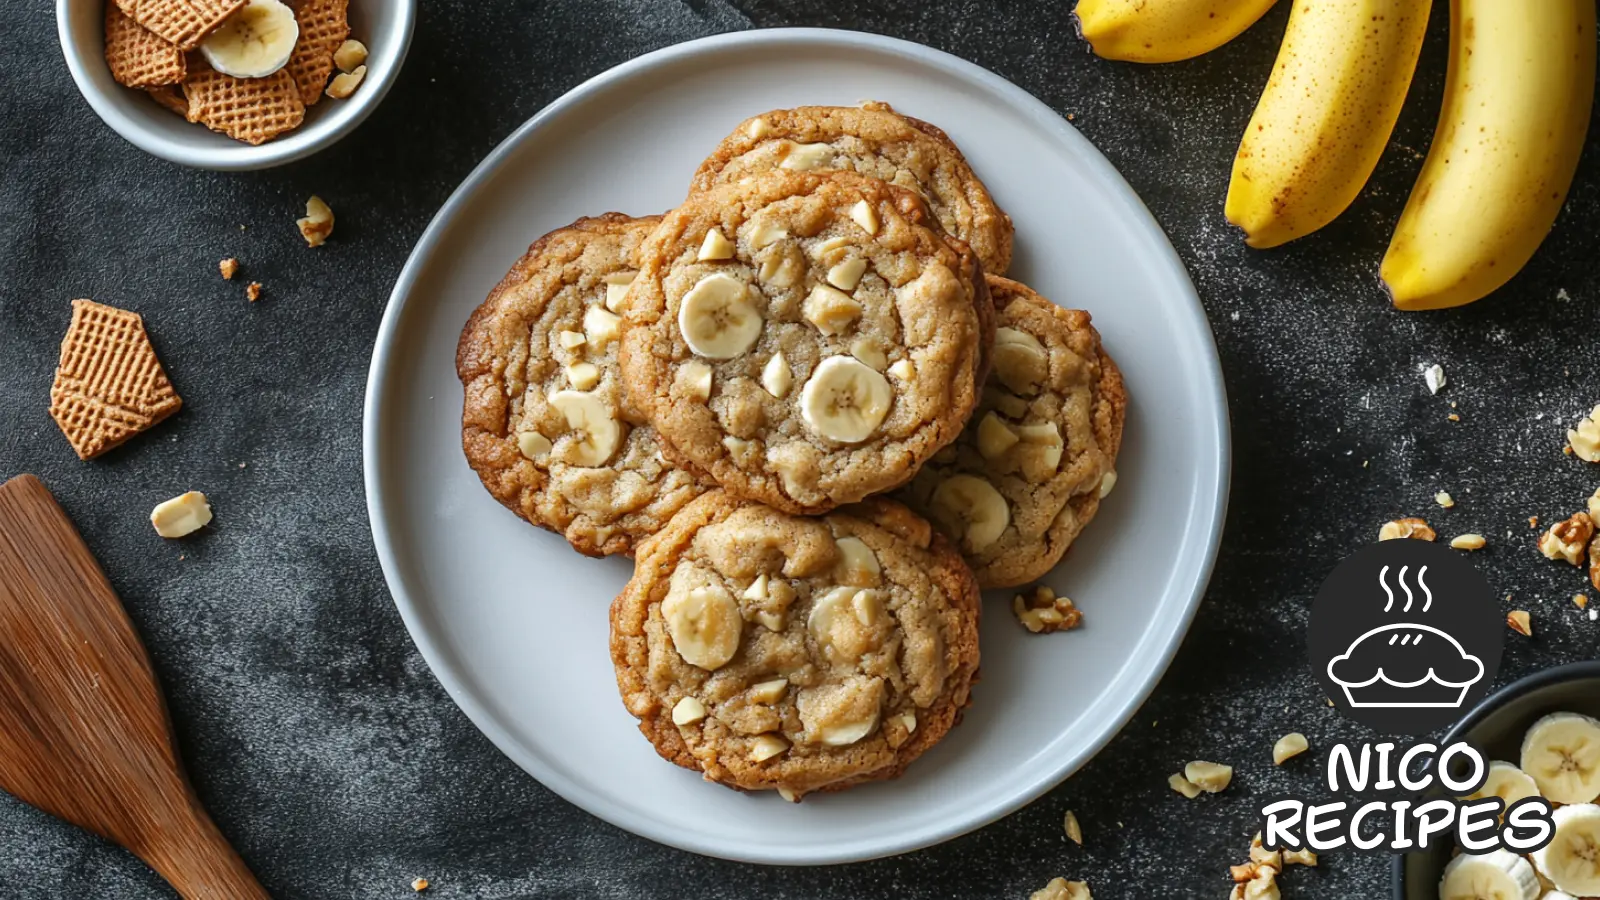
[1393,660,1600,899]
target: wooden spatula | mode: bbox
[0,474,269,899]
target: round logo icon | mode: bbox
[1308,541,1503,735]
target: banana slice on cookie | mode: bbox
[1521,712,1600,804]
[799,356,891,443]
[929,474,1010,552]
[200,0,299,78]
[548,390,620,467]
[1439,849,1541,900]
[992,326,1049,396]
[678,273,762,359]
[661,571,743,672]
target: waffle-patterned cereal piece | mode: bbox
[114,0,245,51]
[183,67,306,145]
[145,85,190,116]
[285,0,350,106]
[104,4,187,88]
[49,300,183,460]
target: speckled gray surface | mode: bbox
[2,1,1597,898]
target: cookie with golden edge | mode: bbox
[690,102,1015,275]
[620,169,993,516]
[610,491,981,801]
[457,214,712,558]
[897,275,1126,588]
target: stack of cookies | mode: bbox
[103,0,363,145]
[457,103,1126,802]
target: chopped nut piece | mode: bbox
[1249,833,1282,871]
[1423,364,1446,394]
[698,227,735,261]
[1435,491,1455,508]
[849,199,879,235]
[1230,864,1259,883]
[1272,732,1309,765]
[1098,470,1117,499]
[1379,518,1436,541]
[1063,810,1082,845]
[1168,772,1202,799]
[1030,878,1091,900]
[1282,847,1318,867]
[334,39,368,73]
[411,877,429,892]
[326,64,367,99]
[1569,405,1600,462]
[1012,586,1082,634]
[1540,512,1593,565]
[1239,868,1280,900]
[1450,533,1487,551]
[671,696,707,726]
[297,195,334,247]
[1507,610,1533,637]
[219,257,239,280]
[1589,488,1600,521]
[1575,593,1590,610]
[1591,540,1600,591]
[150,491,212,538]
[750,733,788,762]
[246,281,262,302]
[1184,760,1233,793]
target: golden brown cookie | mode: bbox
[690,103,1015,275]
[897,276,1126,588]
[619,170,993,516]
[457,214,711,558]
[610,491,981,801]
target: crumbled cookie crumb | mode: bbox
[1063,810,1082,845]
[1030,877,1091,900]
[1012,585,1082,634]
[1272,732,1309,765]
[1568,405,1600,462]
[1449,533,1486,551]
[1435,491,1455,508]
[246,281,262,302]
[1378,518,1435,541]
[1539,512,1593,565]
[219,257,239,280]
[1507,610,1533,637]
[1184,760,1232,793]
[297,195,334,247]
[411,877,429,891]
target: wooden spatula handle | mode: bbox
[134,796,272,900]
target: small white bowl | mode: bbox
[57,0,415,170]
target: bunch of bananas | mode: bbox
[1073,0,1596,310]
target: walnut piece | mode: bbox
[297,195,334,248]
[1012,586,1082,635]
[219,257,239,280]
[1378,518,1435,541]
[1283,847,1318,867]
[1231,868,1280,900]
[1272,732,1308,765]
[1030,878,1091,900]
[1249,833,1282,871]
[1539,512,1593,565]
[1507,610,1533,637]
[1569,405,1600,461]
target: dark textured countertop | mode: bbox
[3,1,1597,897]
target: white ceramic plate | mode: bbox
[365,29,1229,865]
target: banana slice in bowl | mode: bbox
[200,0,298,78]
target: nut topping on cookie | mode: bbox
[799,356,892,443]
[679,273,762,359]
[662,568,743,671]
[547,390,620,466]
[750,733,789,761]
[929,474,1010,552]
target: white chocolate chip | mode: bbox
[557,330,586,350]
[850,199,878,235]
[602,272,636,313]
[698,227,735,261]
[976,412,1020,459]
[750,734,789,761]
[887,359,914,381]
[516,431,551,461]
[748,679,788,704]
[761,352,793,399]
[672,696,707,726]
[779,141,832,170]
[746,218,788,249]
[834,536,881,586]
[677,360,713,403]
[583,306,622,346]
[746,117,771,139]
[566,362,600,391]
[803,284,861,336]
[826,258,868,291]
[849,337,887,372]
[150,491,212,538]
[1098,470,1118,499]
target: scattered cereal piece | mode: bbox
[297,195,334,247]
[1423,364,1446,394]
[150,491,212,538]
[1169,772,1203,799]
[1063,810,1082,845]
[334,39,368,73]
[1569,405,1600,462]
[246,281,262,302]
[1507,610,1533,637]
[326,64,367,99]
[1378,518,1436,541]
[1436,491,1455,508]
[1450,534,1486,551]
[1272,733,1309,765]
[411,877,429,891]
[49,299,183,460]
[1184,761,1233,793]
[1031,877,1091,900]
[1539,513,1593,565]
[219,257,239,280]
[1012,586,1082,635]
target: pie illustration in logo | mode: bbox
[1325,565,1485,709]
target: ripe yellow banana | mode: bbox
[1224,0,1431,249]
[1074,0,1280,64]
[1382,0,1596,310]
